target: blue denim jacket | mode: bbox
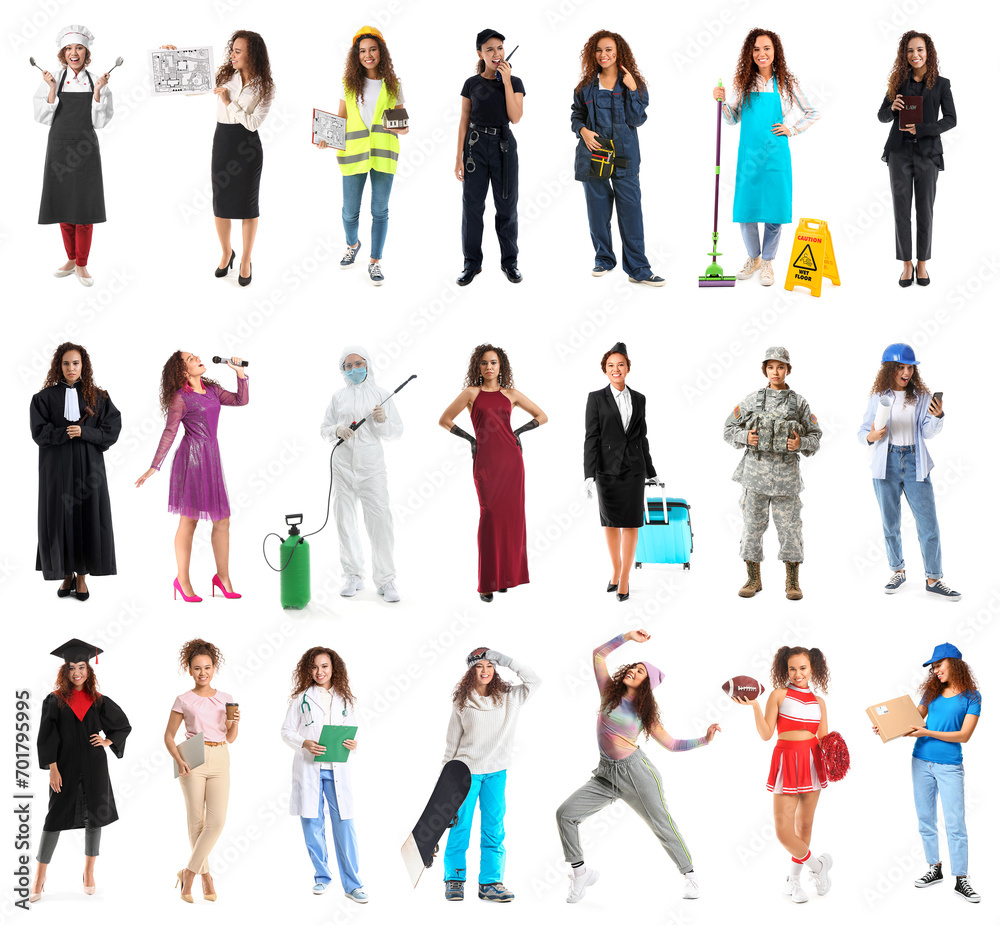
[571,75,648,181]
[858,389,944,482]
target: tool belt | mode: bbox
[589,136,628,178]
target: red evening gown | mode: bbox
[469,389,529,593]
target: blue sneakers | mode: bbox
[884,571,906,594]
[926,580,961,601]
[444,880,464,901]
[340,242,361,267]
[478,882,514,902]
[345,888,369,903]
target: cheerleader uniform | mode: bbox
[767,685,827,794]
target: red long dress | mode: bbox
[470,389,529,593]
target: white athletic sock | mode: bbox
[573,865,589,879]
[789,862,802,880]
[684,871,697,882]
[803,854,823,873]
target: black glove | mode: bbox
[513,419,539,451]
[450,424,477,459]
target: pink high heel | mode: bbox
[173,578,203,603]
[212,574,242,599]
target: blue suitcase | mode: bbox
[635,481,693,570]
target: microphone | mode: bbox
[212,356,249,367]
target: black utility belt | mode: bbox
[590,135,629,178]
[469,123,505,135]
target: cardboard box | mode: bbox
[866,694,925,742]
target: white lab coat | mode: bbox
[319,345,403,586]
[281,685,357,819]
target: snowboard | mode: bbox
[401,759,472,887]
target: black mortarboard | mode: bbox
[476,29,505,49]
[50,638,102,663]
[609,342,628,356]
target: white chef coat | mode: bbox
[216,70,271,131]
[281,684,357,819]
[33,69,113,129]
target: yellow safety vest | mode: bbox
[337,81,400,176]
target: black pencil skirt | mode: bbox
[596,461,645,529]
[211,122,263,219]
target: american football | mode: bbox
[722,675,765,701]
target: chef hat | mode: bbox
[57,25,95,48]
[51,638,103,663]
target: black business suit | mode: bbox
[584,385,656,527]
[878,71,956,261]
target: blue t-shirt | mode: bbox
[912,691,981,765]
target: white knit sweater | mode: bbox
[441,650,540,774]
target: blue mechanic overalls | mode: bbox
[733,86,792,224]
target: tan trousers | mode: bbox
[178,743,230,874]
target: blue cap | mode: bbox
[922,642,962,667]
[882,343,919,365]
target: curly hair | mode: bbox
[576,32,646,93]
[870,362,929,404]
[57,47,92,68]
[918,658,978,706]
[452,664,511,711]
[343,33,400,105]
[179,638,224,672]
[159,351,218,417]
[771,646,829,694]
[463,344,514,389]
[599,664,661,736]
[290,647,356,705]
[216,30,275,105]
[733,29,798,104]
[41,342,107,414]
[601,346,631,372]
[886,31,939,100]
[53,663,101,706]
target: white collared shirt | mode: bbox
[613,385,631,431]
[722,74,820,135]
[216,70,271,131]
[33,69,113,129]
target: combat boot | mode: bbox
[738,561,762,598]
[785,562,803,600]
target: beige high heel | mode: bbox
[176,869,193,903]
[83,873,96,895]
[201,872,217,902]
[29,880,45,902]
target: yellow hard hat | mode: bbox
[353,26,384,45]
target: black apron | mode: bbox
[38,69,107,225]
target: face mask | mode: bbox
[345,367,368,384]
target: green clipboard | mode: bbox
[313,724,358,762]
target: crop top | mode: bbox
[776,686,820,735]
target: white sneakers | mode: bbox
[810,853,833,895]
[681,873,699,900]
[339,576,365,597]
[759,260,775,286]
[784,877,808,903]
[378,581,401,603]
[736,256,762,280]
[566,867,599,903]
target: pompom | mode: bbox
[820,731,850,782]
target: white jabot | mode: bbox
[63,384,81,421]
[613,385,631,431]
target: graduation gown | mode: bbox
[30,383,120,579]
[37,692,131,831]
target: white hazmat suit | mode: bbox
[320,346,403,595]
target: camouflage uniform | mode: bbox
[723,374,822,563]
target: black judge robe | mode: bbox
[37,692,131,831]
[30,383,121,579]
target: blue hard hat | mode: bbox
[922,642,962,667]
[882,343,919,365]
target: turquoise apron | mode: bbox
[732,87,792,224]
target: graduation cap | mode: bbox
[50,638,102,664]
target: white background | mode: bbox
[3,0,998,923]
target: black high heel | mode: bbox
[215,250,235,278]
[606,581,618,593]
[238,261,252,287]
[916,272,930,287]
[57,573,76,598]
[616,590,630,602]
[479,593,494,603]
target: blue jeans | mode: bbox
[583,175,650,279]
[300,770,363,892]
[443,769,506,884]
[342,169,394,260]
[872,445,942,579]
[740,222,782,260]
[912,758,967,875]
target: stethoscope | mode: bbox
[300,691,347,727]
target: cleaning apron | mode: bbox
[732,88,791,224]
[38,70,106,225]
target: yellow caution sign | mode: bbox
[783,218,840,297]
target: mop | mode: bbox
[699,80,736,288]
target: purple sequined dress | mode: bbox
[150,378,249,521]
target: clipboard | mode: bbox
[312,108,347,149]
[866,695,925,742]
[173,732,206,777]
[313,725,358,762]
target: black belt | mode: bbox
[469,123,501,135]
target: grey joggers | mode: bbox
[556,748,693,873]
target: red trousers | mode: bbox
[60,223,94,266]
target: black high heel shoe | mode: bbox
[238,261,252,287]
[57,573,76,598]
[215,250,235,278]
[916,272,930,287]
[606,581,618,593]
[616,582,630,602]
[75,576,90,602]
[479,592,494,603]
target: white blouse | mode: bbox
[33,70,113,129]
[889,391,917,446]
[722,74,819,135]
[216,70,271,131]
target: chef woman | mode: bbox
[34,25,113,287]
[713,30,819,286]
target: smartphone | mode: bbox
[932,391,943,404]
